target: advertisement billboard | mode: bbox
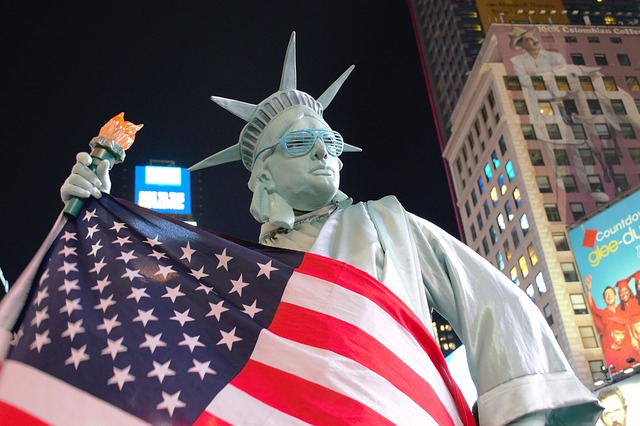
[134,165,192,215]
[568,189,640,374]
[594,374,640,426]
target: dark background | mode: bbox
[2,1,458,286]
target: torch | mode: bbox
[63,112,143,219]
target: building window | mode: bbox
[513,187,522,207]
[570,202,586,221]
[554,149,570,165]
[562,175,578,192]
[529,149,544,165]
[571,123,587,139]
[595,123,610,138]
[626,76,640,91]
[602,76,618,91]
[504,76,522,90]
[603,148,620,165]
[505,161,515,181]
[464,200,471,217]
[505,201,514,221]
[588,174,604,192]
[589,360,606,383]
[482,237,490,255]
[621,123,637,139]
[617,53,631,66]
[519,256,529,278]
[613,174,628,194]
[488,90,495,108]
[536,176,552,193]
[611,99,627,115]
[563,99,578,115]
[481,105,488,122]
[579,76,594,91]
[504,240,512,261]
[496,251,504,271]
[510,266,518,285]
[477,212,483,229]
[499,136,507,155]
[491,150,500,169]
[564,36,577,43]
[631,148,640,164]
[478,176,485,193]
[484,200,491,219]
[526,284,535,302]
[544,204,561,222]
[497,213,506,232]
[555,76,570,91]
[570,53,585,65]
[579,149,595,166]
[552,232,570,251]
[490,226,498,244]
[511,227,520,248]
[490,187,499,206]
[579,326,599,349]
[610,37,622,44]
[571,294,588,315]
[521,124,536,140]
[544,304,554,326]
[561,262,579,282]
[498,174,507,195]
[594,54,608,66]
[531,76,546,91]
[520,214,530,236]
[546,123,561,139]
[471,188,477,206]
[587,36,600,43]
[527,243,538,266]
[588,99,603,115]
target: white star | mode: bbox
[163,284,185,303]
[88,240,104,257]
[101,337,127,360]
[59,278,80,294]
[189,266,209,281]
[140,333,167,353]
[82,208,98,221]
[257,260,279,279]
[148,250,167,260]
[60,231,77,242]
[110,221,127,233]
[156,391,186,417]
[35,287,49,305]
[179,333,205,352]
[10,329,24,346]
[62,319,85,341]
[97,314,122,334]
[59,298,82,316]
[121,268,143,281]
[207,300,229,321]
[215,248,233,270]
[195,283,214,294]
[229,274,250,296]
[30,329,51,352]
[143,235,163,247]
[116,250,138,264]
[85,224,100,239]
[108,365,135,390]
[147,360,176,383]
[180,241,196,263]
[217,327,242,350]
[89,257,108,275]
[170,309,194,327]
[91,275,112,293]
[31,306,49,327]
[242,300,263,318]
[127,287,150,303]
[58,245,77,257]
[94,294,116,313]
[112,235,133,247]
[38,268,50,285]
[65,344,90,369]
[188,359,217,380]
[155,264,175,279]
[133,308,158,326]
[58,261,78,275]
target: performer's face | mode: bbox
[266,117,342,212]
[619,286,631,302]
[611,329,626,346]
[600,394,626,426]
[604,288,616,305]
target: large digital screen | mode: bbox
[568,189,640,374]
[134,165,192,215]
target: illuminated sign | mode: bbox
[134,165,192,215]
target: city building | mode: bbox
[442,22,640,389]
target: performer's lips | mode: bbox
[311,166,333,176]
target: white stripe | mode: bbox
[205,384,311,425]
[283,272,464,425]
[0,360,150,426]
[253,330,440,425]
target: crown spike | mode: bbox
[317,65,355,109]
[280,31,297,90]
[211,96,257,122]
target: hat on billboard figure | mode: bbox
[507,26,533,50]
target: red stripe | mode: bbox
[230,359,393,426]
[271,302,456,426]
[0,400,49,426]
[297,253,474,425]
[193,410,232,426]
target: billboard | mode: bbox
[134,165,192,215]
[594,374,640,426]
[568,189,640,374]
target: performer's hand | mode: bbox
[584,275,592,293]
[60,152,112,205]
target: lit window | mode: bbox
[490,187,499,206]
[527,243,538,265]
[513,187,522,207]
[580,76,594,91]
[506,161,516,180]
[571,294,588,315]
[498,174,507,195]
[504,240,512,261]
[602,76,618,91]
[626,76,640,91]
[531,76,546,90]
[520,214,530,236]
[539,100,554,116]
[510,266,518,283]
[535,272,547,294]
[505,201,514,221]
[497,213,506,232]
[505,76,522,90]
[526,284,535,301]
[484,163,492,181]
[491,150,500,169]
[478,176,485,194]
[519,256,529,277]
[555,76,570,91]
[496,251,505,270]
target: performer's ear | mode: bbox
[249,170,294,229]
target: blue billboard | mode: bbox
[134,165,192,215]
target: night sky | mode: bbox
[2,1,458,285]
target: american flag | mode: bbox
[0,195,474,425]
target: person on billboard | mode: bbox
[585,275,622,346]
[617,274,640,318]
[58,31,602,425]
[597,386,628,426]
[604,317,637,373]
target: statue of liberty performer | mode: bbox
[62,32,602,425]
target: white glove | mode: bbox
[60,152,112,205]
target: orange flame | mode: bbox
[98,112,143,150]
